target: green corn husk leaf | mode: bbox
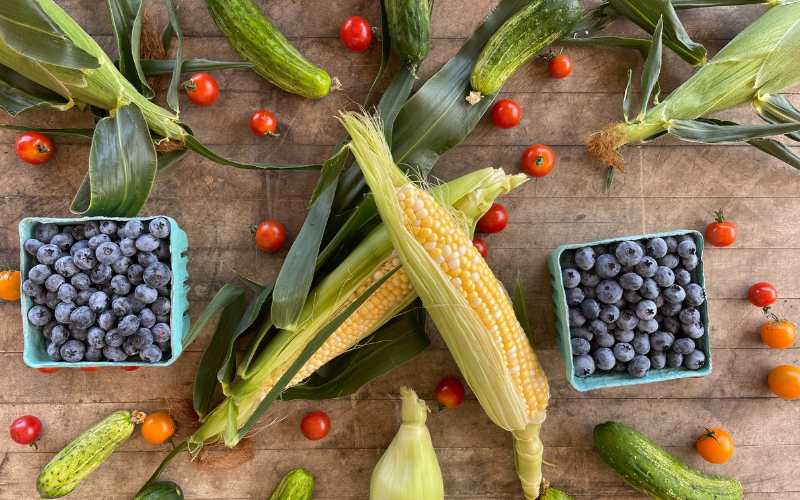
[754,93,800,141]
[637,17,664,120]
[672,0,775,6]
[139,58,252,75]
[163,0,183,113]
[105,0,153,97]
[0,64,70,114]
[560,36,652,59]
[668,119,800,143]
[0,124,94,139]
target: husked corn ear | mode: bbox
[398,184,548,416]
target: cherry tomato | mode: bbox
[477,203,509,234]
[0,270,21,301]
[491,99,522,129]
[768,364,800,400]
[705,210,736,247]
[435,377,465,409]
[760,319,797,349]
[340,16,372,52]
[37,367,59,374]
[748,282,777,308]
[695,427,734,464]
[9,415,42,446]
[183,72,219,106]
[300,411,331,441]
[548,53,572,79]
[250,109,278,137]
[254,219,287,253]
[15,131,54,165]
[122,366,140,372]
[521,144,555,177]
[472,238,488,259]
[141,412,176,445]
[79,367,98,372]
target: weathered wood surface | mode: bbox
[2,1,800,498]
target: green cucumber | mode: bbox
[540,486,573,500]
[268,468,314,500]
[134,481,184,500]
[385,0,432,69]
[37,410,140,498]
[469,0,581,100]
[594,421,743,500]
[206,0,331,99]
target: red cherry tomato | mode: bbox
[521,144,556,177]
[254,219,287,253]
[15,131,54,165]
[705,210,736,247]
[250,109,278,137]
[300,411,331,440]
[183,72,219,106]
[477,203,509,234]
[491,99,522,129]
[472,238,488,258]
[122,366,140,372]
[37,367,59,374]
[340,16,372,52]
[435,377,465,409]
[548,53,572,79]
[748,282,777,308]
[79,367,98,372]
[9,415,42,446]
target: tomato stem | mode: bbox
[714,209,726,223]
[763,306,781,322]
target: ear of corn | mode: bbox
[339,110,549,499]
[187,167,527,454]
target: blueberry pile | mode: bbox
[560,235,707,379]
[21,219,173,364]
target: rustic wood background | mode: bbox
[2,1,800,498]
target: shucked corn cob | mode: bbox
[187,167,527,453]
[340,111,549,499]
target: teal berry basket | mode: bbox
[548,229,711,392]
[19,216,190,368]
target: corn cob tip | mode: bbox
[466,91,483,105]
[586,124,627,171]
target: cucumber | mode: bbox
[469,0,581,100]
[268,468,314,500]
[206,0,331,99]
[594,421,743,500]
[540,486,573,500]
[37,410,141,498]
[134,481,184,500]
[385,0,432,69]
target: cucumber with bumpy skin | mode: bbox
[594,421,743,500]
[37,410,143,498]
[134,481,184,500]
[206,0,332,99]
[386,0,432,70]
[268,468,314,500]
[468,0,581,102]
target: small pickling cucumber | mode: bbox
[268,468,314,500]
[594,421,743,500]
[385,0,433,69]
[134,481,184,500]
[206,0,332,99]
[540,485,573,500]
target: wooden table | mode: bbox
[2,1,799,498]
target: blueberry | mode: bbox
[123,336,142,356]
[118,314,141,336]
[649,351,667,370]
[109,275,131,296]
[596,254,621,279]
[119,238,137,257]
[573,354,595,378]
[588,319,608,336]
[565,287,584,307]
[667,350,683,368]
[128,264,144,285]
[568,308,586,327]
[139,344,162,363]
[103,346,128,362]
[685,284,706,307]
[592,347,615,370]
[122,220,144,239]
[36,244,61,266]
[27,305,52,327]
[59,339,85,362]
[45,292,59,309]
[69,239,90,257]
[574,247,596,271]
[49,232,74,253]
[658,254,680,270]
[151,323,171,343]
[672,338,696,355]
[127,296,146,314]
[98,220,117,235]
[88,234,111,250]
[661,237,677,253]
[580,271,600,288]
[88,291,108,312]
[50,325,69,345]
[134,328,154,347]
[139,308,157,329]
[571,337,591,355]
[570,327,593,341]
[679,308,700,325]
[90,264,113,285]
[627,355,651,378]
[682,322,705,339]
[69,306,95,329]
[645,238,668,258]
[634,256,658,278]
[635,300,657,320]
[105,329,124,347]
[682,254,699,271]
[677,239,697,258]
[616,310,638,330]
[71,273,92,291]
[95,241,122,266]
[72,247,96,271]
[47,342,62,361]
[638,318,659,333]
[135,234,160,252]
[562,268,581,289]
[659,302,682,317]
[660,285,684,305]
[580,299,600,320]
[32,288,48,304]
[64,226,84,241]
[632,332,651,354]
[21,279,41,297]
[149,217,171,238]
[137,252,159,268]
[661,316,680,334]
[615,274,640,293]
[76,288,96,306]
[87,327,106,349]
[83,221,100,238]
[85,347,102,362]
[615,241,644,267]
[54,256,79,278]
[613,330,633,344]
[43,273,65,293]
[650,331,675,351]
[24,238,44,256]
[653,295,665,308]
[674,268,691,286]
[54,301,75,323]
[98,310,116,331]
[653,266,675,288]
[595,332,615,348]
[70,326,88,341]
[34,223,59,243]
[640,278,660,300]
[41,322,55,341]
[613,342,635,362]
[597,280,623,304]
[599,305,620,324]
[110,256,132,275]
[683,349,706,370]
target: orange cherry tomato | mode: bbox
[340,16,372,52]
[0,270,21,301]
[183,72,219,106]
[748,282,777,308]
[521,144,555,177]
[491,99,522,129]
[705,210,736,247]
[15,132,54,165]
[435,377,465,409]
[254,219,287,253]
[547,53,572,79]
[141,411,176,445]
[79,367,98,372]
[477,203,509,234]
[695,427,734,464]
[472,238,488,259]
[250,109,278,136]
[760,319,797,349]
[300,411,331,441]
[37,367,59,374]
[768,364,800,400]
